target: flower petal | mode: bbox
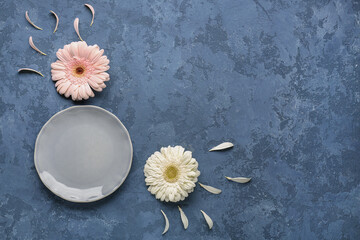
[55,79,66,87]
[65,84,75,98]
[25,11,42,30]
[77,41,88,58]
[74,18,83,41]
[70,42,80,58]
[90,49,104,63]
[84,4,95,26]
[225,176,251,183]
[29,36,46,55]
[178,206,189,230]
[71,87,79,101]
[50,10,59,33]
[160,210,169,235]
[97,72,110,81]
[84,83,94,97]
[51,71,66,81]
[79,85,89,100]
[98,83,106,89]
[56,49,69,62]
[18,68,43,77]
[198,182,222,194]
[200,210,213,229]
[59,81,71,95]
[89,75,104,84]
[209,142,234,151]
[87,78,101,90]
[51,61,66,70]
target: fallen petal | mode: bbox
[200,210,213,229]
[209,142,234,151]
[18,68,44,77]
[84,4,95,26]
[25,11,42,30]
[160,210,169,235]
[198,182,222,194]
[50,10,59,33]
[29,36,46,55]
[178,206,188,230]
[74,18,83,41]
[226,176,251,183]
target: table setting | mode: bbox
[0,0,359,239]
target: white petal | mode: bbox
[200,210,213,229]
[209,142,234,151]
[225,176,251,183]
[160,210,169,235]
[178,206,188,229]
[198,182,222,194]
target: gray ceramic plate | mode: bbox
[34,106,133,203]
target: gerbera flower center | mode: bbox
[73,66,85,77]
[164,165,179,183]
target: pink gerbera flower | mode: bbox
[51,41,110,101]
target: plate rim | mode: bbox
[34,105,133,203]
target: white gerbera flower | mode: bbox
[144,146,201,202]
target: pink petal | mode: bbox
[62,49,72,63]
[65,84,75,98]
[70,42,79,58]
[84,83,94,97]
[84,45,96,59]
[88,47,100,61]
[84,4,95,26]
[80,85,89,100]
[64,44,73,57]
[74,18,83,41]
[59,81,71,94]
[51,61,66,70]
[78,85,85,98]
[76,92,83,101]
[93,49,104,63]
[93,87,103,92]
[90,49,104,63]
[89,75,104,84]
[94,65,110,71]
[99,83,106,89]
[97,72,110,81]
[56,50,68,62]
[78,41,88,58]
[51,71,66,81]
[87,78,100,90]
[55,79,66,87]
[97,56,110,65]
[72,87,79,101]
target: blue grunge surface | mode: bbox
[0,0,359,239]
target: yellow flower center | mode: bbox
[164,165,179,183]
[73,66,85,77]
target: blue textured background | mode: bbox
[0,0,359,239]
